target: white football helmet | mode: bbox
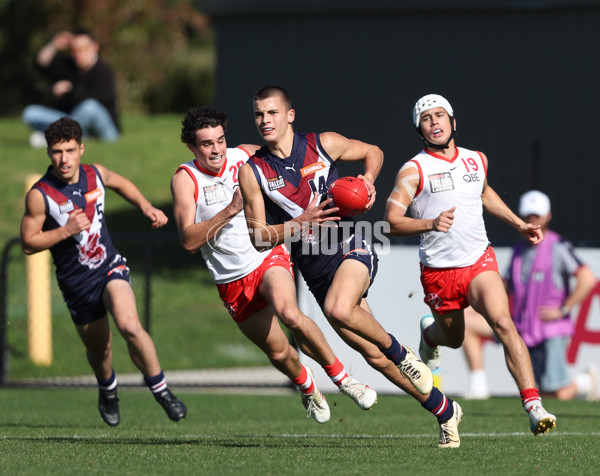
[413,94,454,128]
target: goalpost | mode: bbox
[24,174,52,366]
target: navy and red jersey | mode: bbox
[32,164,122,296]
[247,132,357,282]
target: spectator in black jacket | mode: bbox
[22,29,120,147]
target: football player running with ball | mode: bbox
[172,106,378,423]
[384,94,557,435]
[239,85,463,448]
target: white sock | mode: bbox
[100,377,117,391]
[469,369,488,391]
[574,372,592,396]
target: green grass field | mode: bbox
[0,390,598,475]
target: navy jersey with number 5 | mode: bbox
[32,164,126,298]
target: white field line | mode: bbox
[3,431,599,441]
[241,432,600,439]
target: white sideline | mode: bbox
[4,431,598,441]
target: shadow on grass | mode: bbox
[1,422,87,430]
[4,433,410,449]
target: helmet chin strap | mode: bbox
[417,118,457,150]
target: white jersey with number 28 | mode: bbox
[177,147,270,283]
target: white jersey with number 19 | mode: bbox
[409,146,489,269]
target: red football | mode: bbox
[327,176,370,217]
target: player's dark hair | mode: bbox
[45,117,83,147]
[180,106,228,146]
[254,85,292,109]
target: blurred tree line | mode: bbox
[0,0,214,117]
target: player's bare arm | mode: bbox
[170,170,243,254]
[238,163,339,250]
[320,131,383,209]
[385,162,455,235]
[478,152,541,243]
[20,188,90,254]
[94,163,168,229]
[481,180,543,244]
[238,162,285,249]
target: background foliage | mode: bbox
[0,0,214,117]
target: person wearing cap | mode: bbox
[462,190,599,401]
[384,94,557,435]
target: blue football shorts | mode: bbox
[62,254,131,326]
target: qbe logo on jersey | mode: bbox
[428,172,454,193]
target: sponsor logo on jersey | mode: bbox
[428,172,455,193]
[85,188,102,202]
[203,183,228,205]
[268,176,286,191]
[58,199,75,214]
[107,264,129,276]
[300,161,326,177]
[462,173,481,182]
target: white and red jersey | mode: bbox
[176,147,270,284]
[409,146,489,268]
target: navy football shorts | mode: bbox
[305,233,378,309]
[62,254,131,326]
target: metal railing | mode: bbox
[0,233,182,387]
[0,237,20,386]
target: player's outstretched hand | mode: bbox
[432,206,455,233]
[145,206,169,229]
[519,222,543,244]
[298,192,341,224]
